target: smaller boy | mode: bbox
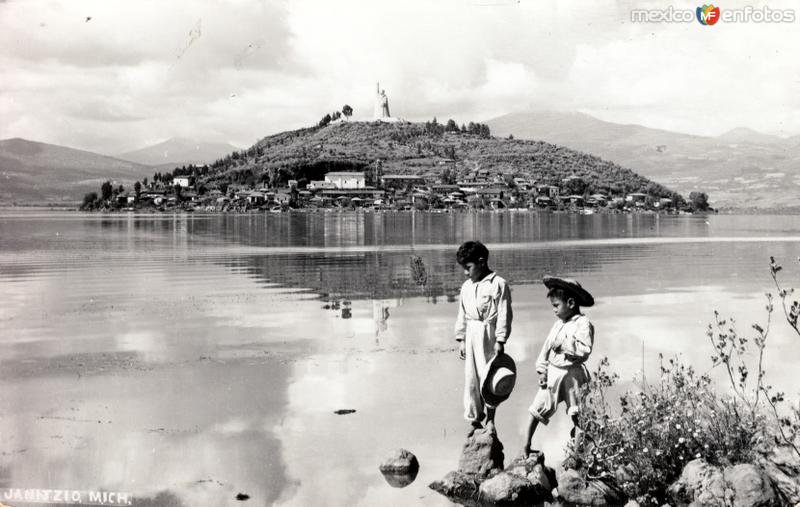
[523,276,594,457]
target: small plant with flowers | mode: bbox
[563,256,800,506]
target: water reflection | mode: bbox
[2,212,800,507]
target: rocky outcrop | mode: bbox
[759,445,800,504]
[457,428,505,478]
[379,448,419,474]
[379,448,419,488]
[429,430,556,506]
[668,459,780,506]
[429,470,483,501]
[429,429,504,502]
[478,453,556,505]
[556,468,626,506]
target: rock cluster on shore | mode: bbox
[429,429,561,505]
[427,430,800,506]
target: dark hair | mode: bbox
[547,287,580,307]
[456,241,489,266]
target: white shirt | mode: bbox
[536,313,594,372]
[454,272,513,343]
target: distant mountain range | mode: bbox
[0,137,241,204]
[0,138,154,204]
[116,137,240,168]
[486,111,800,209]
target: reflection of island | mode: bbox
[185,213,684,302]
[219,247,614,302]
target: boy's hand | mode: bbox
[458,341,466,360]
[538,377,548,388]
[494,342,504,356]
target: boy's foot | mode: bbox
[522,445,532,458]
[467,421,482,437]
[484,420,496,435]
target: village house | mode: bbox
[476,186,507,201]
[324,171,365,189]
[626,192,648,207]
[429,184,460,195]
[307,180,337,191]
[247,192,266,206]
[565,195,585,207]
[173,177,193,188]
[656,197,674,209]
[536,184,560,198]
[513,178,535,191]
[381,174,426,191]
[320,188,386,202]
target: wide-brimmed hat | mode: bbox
[543,276,595,307]
[481,353,517,406]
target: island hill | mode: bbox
[82,119,711,213]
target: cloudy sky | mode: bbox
[2,0,799,154]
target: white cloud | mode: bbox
[1,0,799,153]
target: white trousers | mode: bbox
[463,321,496,422]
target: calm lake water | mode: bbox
[2,211,800,507]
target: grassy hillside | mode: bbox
[487,111,800,209]
[201,121,684,200]
[0,138,154,204]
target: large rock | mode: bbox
[669,459,781,506]
[429,470,481,500]
[668,459,727,505]
[759,445,800,504]
[504,453,555,494]
[556,468,626,506]
[457,428,504,478]
[478,453,556,505]
[379,448,419,474]
[724,464,775,507]
[379,449,420,488]
[479,472,542,505]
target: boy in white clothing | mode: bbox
[523,276,594,457]
[454,241,513,436]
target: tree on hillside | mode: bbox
[134,181,142,202]
[441,167,457,185]
[342,104,353,119]
[565,177,588,196]
[689,191,710,211]
[319,113,332,127]
[81,192,98,210]
[101,181,113,201]
[445,119,459,133]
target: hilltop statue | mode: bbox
[375,82,391,119]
